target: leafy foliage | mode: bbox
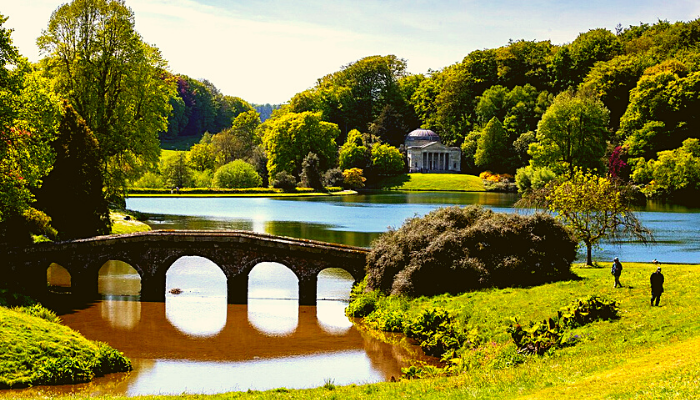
[299,152,324,190]
[261,111,338,178]
[529,89,610,175]
[536,169,653,265]
[342,168,366,189]
[366,206,577,296]
[38,0,176,200]
[213,159,262,189]
[270,171,297,192]
[508,295,618,355]
[34,102,111,239]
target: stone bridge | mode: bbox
[0,230,369,305]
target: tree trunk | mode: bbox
[586,241,593,266]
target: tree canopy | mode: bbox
[38,0,175,200]
[261,111,338,178]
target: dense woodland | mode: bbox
[2,0,700,243]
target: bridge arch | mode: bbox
[46,262,71,293]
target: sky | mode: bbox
[3,0,700,105]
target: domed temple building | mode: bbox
[404,129,461,173]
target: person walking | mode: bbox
[650,266,665,306]
[611,257,623,288]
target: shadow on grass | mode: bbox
[371,174,411,190]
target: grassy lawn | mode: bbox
[375,173,485,192]
[0,306,130,389]
[110,211,152,235]
[3,262,697,399]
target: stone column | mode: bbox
[71,267,100,300]
[140,272,166,302]
[298,274,318,306]
[227,273,248,304]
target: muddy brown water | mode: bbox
[6,258,436,397]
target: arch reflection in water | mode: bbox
[98,260,141,297]
[47,262,71,292]
[248,262,298,336]
[127,352,382,395]
[165,256,227,338]
[100,299,141,330]
[316,268,354,334]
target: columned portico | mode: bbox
[406,129,461,173]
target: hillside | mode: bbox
[3,262,697,399]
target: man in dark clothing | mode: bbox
[650,267,665,306]
[611,257,623,288]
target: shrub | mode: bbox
[508,295,618,355]
[213,160,262,189]
[299,152,324,190]
[323,168,345,187]
[13,304,61,323]
[93,342,132,376]
[271,171,297,192]
[132,171,164,188]
[343,168,366,189]
[192,169,213,188]
[366,205,577,296]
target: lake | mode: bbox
[9,191,699,397]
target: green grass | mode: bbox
[110,211,152,235]
[159,136,200,151]
[0,306,130,388]
[2,263,698,399]
[375,173,485,192]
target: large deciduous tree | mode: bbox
[1,14,60,241]
[38,0,175,201]
[529,89,610,175]
[535,169,652,266]
[261,111,338,178]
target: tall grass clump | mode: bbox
[366,205,578,296]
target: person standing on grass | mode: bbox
[611,257,623,288]
[650,267,665,306]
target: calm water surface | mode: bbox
[127,192,700,263]
[9,192,699,397]
[11,258,432,397]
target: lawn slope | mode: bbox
[375,173,485,191]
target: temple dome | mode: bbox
[405,129,441,146]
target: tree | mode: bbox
[529,89,610,175]
[261,111,338,178]
[370,143,404,175]
[475,117,509,172]
[188,134,215,171]
[213,159,262,189]
[619,69,700,159]
[211,110,262,167]
[160,151,193,188]
[538,169,652,265]
[343,168,366,189]
[631,138,700,199]
[338,129,369,170]
[38,0,175,200]
[299,152,324,190]
[35,102,110,239]
[1,15,59,241]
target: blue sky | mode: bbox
[3,0,699,104]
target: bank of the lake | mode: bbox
[0,305,131,389]
[127,187,354,197]
[6,262,698,399]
